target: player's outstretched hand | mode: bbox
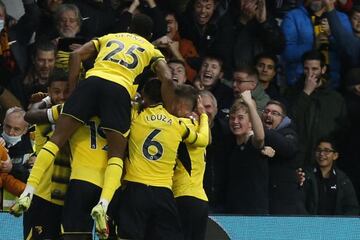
[91,202,109,239]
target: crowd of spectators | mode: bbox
[1,0,360,218]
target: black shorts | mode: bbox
[176,196,209,240]
[61,179,101,234]
[62,76,131,135]
[115,181,183,240]
[23,195,62,240]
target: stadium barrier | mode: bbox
[1,212,359,240]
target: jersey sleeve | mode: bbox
[181,114,209,147]
[150,47,166,72]
[51,104,63,122]
[92,35,106,52]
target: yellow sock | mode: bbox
[100,157,123,202]
[27,141,59,188]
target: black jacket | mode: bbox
[7,133,34,183]
[265,118,307,214]
[179,0,234,77]
[203,116,232,212]
[227,2,284,69]
[304,166,359,215]
[1,0,41,86]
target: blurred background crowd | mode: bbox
[0,0,360,216]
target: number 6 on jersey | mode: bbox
[143,129,163,161]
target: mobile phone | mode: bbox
[58,37,87,52]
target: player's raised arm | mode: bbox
[68,41,97,93]
[153,59,175,112]
[182,114,209,148]
[192,96,210,147]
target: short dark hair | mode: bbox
[164,11,179,21]
[266,100,287,116]
[203,54,224,70]
[234,65,258,79]
[302,50,326,67]
[48,68,68,86]
[143,78,162,104]
[129,13,154,40]
[168,59,186,68]
[254,52,279,67]
[33,40,57,57]
[174,84,199,111]
[316,137,338,152]
[350,5,360,18]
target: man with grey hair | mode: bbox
[199,90,218,128]
[55,4,82,39]
[0,107,34,183]
[200,90,232,212]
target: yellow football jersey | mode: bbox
[87,33,165,98]
[34,104,71,206]
[172,117,209,201]
[69,116,108,188]
[125,105,209,189]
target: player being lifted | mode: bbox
[11,13,173,238]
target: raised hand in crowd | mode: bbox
[316,18,331,48]
[240,0,267,24]
[303,73,322,95]
[144,0,157,8]
[320,18,331,36]
[240,89,253,105]
[128,0,140,14]
[240,0,257,24]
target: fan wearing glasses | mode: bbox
[302,138,359,215]
[261,100,307,214]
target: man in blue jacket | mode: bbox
[281,0,352,88]
[323,0,360,67]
